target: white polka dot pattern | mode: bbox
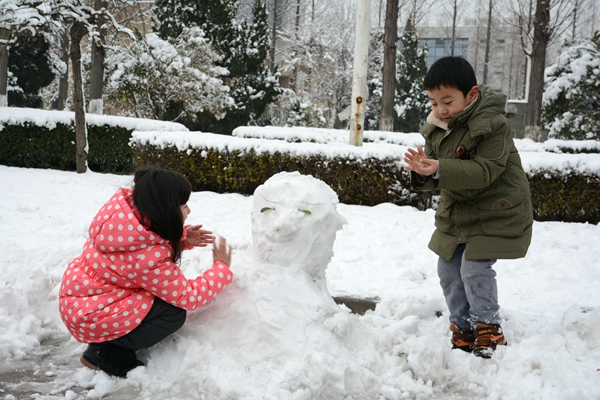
[58,187,234,344]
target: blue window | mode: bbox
[419,38,469,67]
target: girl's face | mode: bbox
[180,204,191,222]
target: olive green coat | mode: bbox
[411,85,533,261]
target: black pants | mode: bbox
[109,297,187,352]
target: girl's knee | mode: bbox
[173,308,186,330]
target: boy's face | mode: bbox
[427,85,479,124]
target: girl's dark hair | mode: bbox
[423,56,477,96]
[133,165,192,263]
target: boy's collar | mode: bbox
[426,111,448,130]
[426,93,480,131]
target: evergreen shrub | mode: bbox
[131,141,435,210]
[87,124,134,173]
[0,121,134,173]
[131,137,599,223]
[529,172,600,224]
[0,122,76,170]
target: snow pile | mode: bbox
[0,166,599,399]
[132,130,407,160]
[130,172,407,398]
[515,138,600,153]
[233,125,425,147]
[0,107,189,132]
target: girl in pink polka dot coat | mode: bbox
[59,166,233,377]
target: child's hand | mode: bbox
[185,225,216,247]
[213,236,232,266]
[403,146,440,177]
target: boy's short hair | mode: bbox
[423,56,477,97]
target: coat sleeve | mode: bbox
[131,245,233,311]
[436,115,511,190]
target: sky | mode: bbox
[0,116,600,399]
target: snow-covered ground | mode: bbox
[1,164,599,399]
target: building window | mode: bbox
[419,38,469,67]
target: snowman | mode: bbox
[250,171,347,292]
[137,172,383,398]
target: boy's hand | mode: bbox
[185,225,216,247]
[213,236,232,266]
[403,146,440,177]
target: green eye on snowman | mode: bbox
[260,207,311,215]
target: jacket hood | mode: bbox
[88,187,165,253]
[420,85,507,138]
[450,85,507,136]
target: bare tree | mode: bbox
[380,0,398,132]
[482,0,493,84]
[449,0,459,55]
[57,30,69,110]
[51,0,133,173]
[569,0,592,41]
[89,0,107,114]
[69,20,87,173]
[503,0,575,139]
[401,0,435,27]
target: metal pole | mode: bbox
[349,0,371,146]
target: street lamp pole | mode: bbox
[349,0,371,146]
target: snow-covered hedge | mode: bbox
[233,126,600,153]
[1,108,598,223]
[0,108,187,173]
[132,130,600,224]
[131,131,435,210]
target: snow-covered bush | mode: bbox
[286,98,327,128]
[542,33,600,140]
[105,27,234,122]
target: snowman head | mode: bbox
[251,172,346,279]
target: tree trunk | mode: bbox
[525,0,550,141]
[483,0,493,84]
[57,29,69,110]
[292,0,301,93]
[450,0,457,55]
[0,28,10,107]
[269,0,278,72]
[89,0,106,114]
[380,0,398,132]
[70,23,87,173]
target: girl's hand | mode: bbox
[403,145,439,177]
[185,225,216,247]
[213,236,232,266]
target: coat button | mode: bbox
[457,237,463,242]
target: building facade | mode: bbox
[417,18,528,100]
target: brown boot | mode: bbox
[473,322,507,358]
[450,323,475,353]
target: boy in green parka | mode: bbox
[404,56,533,358]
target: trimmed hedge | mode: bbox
[0,121,134,173]
[131,139,599,224]
[131,143,436,210]
[1,118,598,224]
[529,172,600,223]
[0,121,77,170]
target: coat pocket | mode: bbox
[435,193,457,233]
[477,190,526,236]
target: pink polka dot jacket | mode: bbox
[59,187,233,343]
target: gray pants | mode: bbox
[437,244,501,330]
